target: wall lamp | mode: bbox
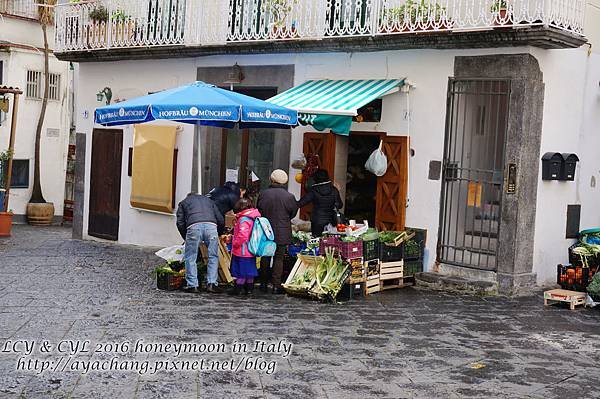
[96,87,112,105]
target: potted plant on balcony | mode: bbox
[87,4,109,48]
[262,0,299,39]
[0,149,13,237]
[111,9,136,44]
[490,0,509,26]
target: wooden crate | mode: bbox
[200,240,234,284]
[282,255,321,297]
[380,261,404,281]
[380,277,411,291]
[366,277,381,295]
[365,259,380,279]
[544,289,587,310]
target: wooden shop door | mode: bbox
[88,129,123,241]
[300,132,336,220]
[375,136,409,231]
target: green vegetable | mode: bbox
[587,273,600,297]
[379,231,403,243]
[340,236,358,242]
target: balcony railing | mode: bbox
[55,0,586,52]
[0,0,38,19]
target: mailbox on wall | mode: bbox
[541,152,562,180]
[561,153,579,181]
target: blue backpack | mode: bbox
[247,217,277,257]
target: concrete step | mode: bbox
[414,272,498,296]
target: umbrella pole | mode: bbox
[4,93,20,212]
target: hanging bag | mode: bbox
[365,140,388,177]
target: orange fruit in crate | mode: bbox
[295,172,303,184]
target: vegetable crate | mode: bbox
[347,257,366,284]
[380,261,410,291]
[403,259,424,277]
[287,243,306,258]
[366,276,380,295]
[404,238,425,261]
[309,264,351,301]
[362,238,380,261]
[568,243,600,268]
[337,281,366,301]
[282,255,321,297]
[380,243,404,262]
[157,274,185,291]
[320,236,340,255]
[339,240,363,259]
[556,264,595,291]
[365,259,380,279]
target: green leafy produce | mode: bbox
[360,228,379,241]
[405,239,419,253]
[340,235,358,242]
[379,231,403,243]
[312,248,349,299]
[292,231,313,245]
[587,273,600,297]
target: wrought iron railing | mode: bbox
[55,0,586,52]
[0,0,38,19]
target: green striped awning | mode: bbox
[268,79,405,135]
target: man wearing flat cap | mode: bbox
[257,169,298,294]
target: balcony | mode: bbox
[55,0,587,61]
[0,0,38,20]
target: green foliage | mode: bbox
[383,1,448,25]
[587,273,600,297]
[490,0,507,13]
[89,5,109,22]
[261,0,299,28]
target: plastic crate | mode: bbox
[339,240,363,259]
[337,282,366,301]
[319,236,340,255]
[403,259,423,277]
[288,244,306,258]
[362,238,380,261]
[557,264,591,291]
[403,239,424,261]
[380,243,404,262]
[157,274,185,291]
[569,243,600,268]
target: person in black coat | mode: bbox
[206,182,241,233]
[297,169,343,237]
[257,169,298,294]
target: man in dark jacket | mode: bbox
[176,193,224,294]
[206,182,241,233]
[257,169,298,294]
[297,169,343,236]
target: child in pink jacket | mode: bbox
[229,198,260,295]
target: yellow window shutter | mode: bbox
[131,124,177,213]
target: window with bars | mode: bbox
[26,70,42,99]
[48,73,61,101]
[25,71,61,100]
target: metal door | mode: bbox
[438,79,510,271]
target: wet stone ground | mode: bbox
[0,226,599,399]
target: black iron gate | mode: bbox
[438,79,511,271]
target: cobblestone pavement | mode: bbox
[0,225,599,399]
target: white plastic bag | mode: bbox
[155,245,185,262]
[291,154,307,170]
[365,141,388,177]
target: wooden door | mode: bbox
[300,132,336,220]
[89,129,123,241]
[376,136,409,231]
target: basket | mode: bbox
[362,238,380,261]
[380,242,404,262]
[157,273,185,291]
[319,236,340,255]
[339,240,363,259]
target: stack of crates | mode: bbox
[362,236,380,295]
[403,228,427,278]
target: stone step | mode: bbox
[414,272,498,296]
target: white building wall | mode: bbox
[531,47,600,285]
[0,17,71,217]
[76,60,196,247]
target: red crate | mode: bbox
[339,240,363,259]
[319,236,340,255]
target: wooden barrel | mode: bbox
[0,212,13,237]
[26,202,55,226]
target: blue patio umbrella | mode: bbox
[94,81,298,128]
